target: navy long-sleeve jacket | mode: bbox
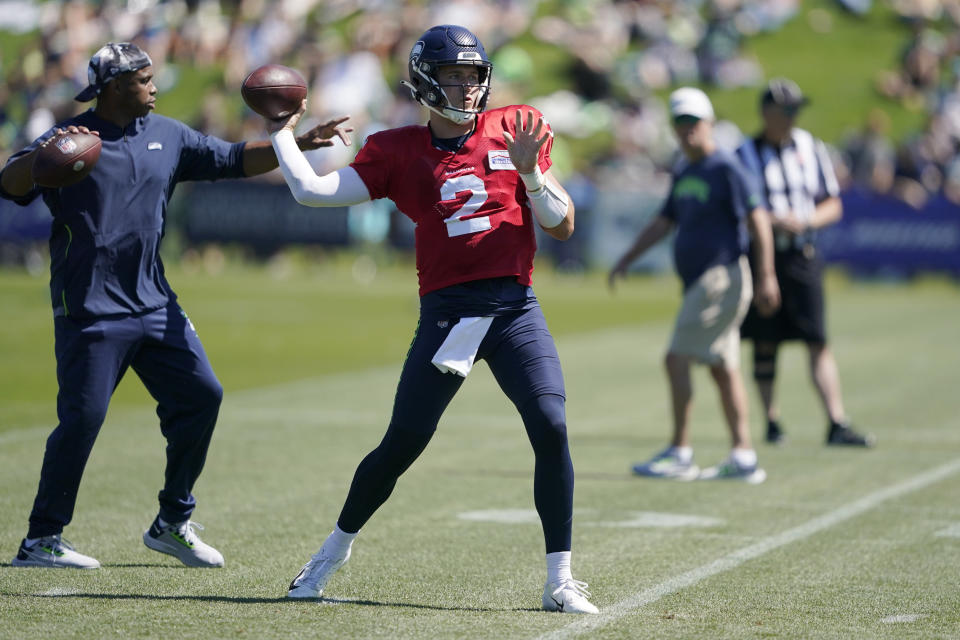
[0,110,246,318]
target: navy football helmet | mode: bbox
[402,25,492,124]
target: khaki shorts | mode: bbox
[669,256,752,367]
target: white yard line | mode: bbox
[37,587,79,597]
[537,456,960,639]
[935,523,960,538]
[881,614,924,623]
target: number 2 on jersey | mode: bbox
[441,174,491,237]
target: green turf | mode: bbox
[0,256,678,431]
[1,262,958,638]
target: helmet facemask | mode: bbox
[402,25,493,125]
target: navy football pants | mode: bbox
[27,302,222,538]
[337,304,575,553]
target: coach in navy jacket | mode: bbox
[0,42,347,569]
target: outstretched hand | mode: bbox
[502,110,549,174]
[297,115,354,150]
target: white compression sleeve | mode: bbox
[519,167,569,229]
[269,129,370,206]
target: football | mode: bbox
[241,64,308,120]
[32,132,102,188]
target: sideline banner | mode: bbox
[819,190,960,277]
[0,182,351,253]
[177,181,351,251]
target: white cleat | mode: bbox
[12,535,100,569]
[143,517,224,567]
[542,578,599,614]
[287,546,351,599]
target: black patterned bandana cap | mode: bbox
[74,42,153,102]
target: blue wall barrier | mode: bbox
[819,190,960,278]
[3,184,959,278]
[176,182,351,252]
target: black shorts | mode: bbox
[741,246,827,344]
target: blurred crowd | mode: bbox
[858,0,960,206]
[2,0,960,209]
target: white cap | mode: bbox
[669,87,715,121]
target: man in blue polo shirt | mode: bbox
[0,43,349,568]
[609,87,780,483]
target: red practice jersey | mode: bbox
[350,105,554,296]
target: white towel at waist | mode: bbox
[430,316,494,377]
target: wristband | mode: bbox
[519,166,546,193]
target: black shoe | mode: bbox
[765,419,786,445]
[827,422,876,447]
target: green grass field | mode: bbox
[1,260,959,639]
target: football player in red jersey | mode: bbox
[263,25,597,613]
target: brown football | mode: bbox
[241,64,308,120]
[32,132,102,188]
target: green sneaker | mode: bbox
[12,535,100,569]
[631,447,699,480]
[143,517,224,567]
[698,458,767,484]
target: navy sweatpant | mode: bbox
[27,302,223,538]
[337,304,575,553]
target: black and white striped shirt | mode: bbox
[736,127,840,250]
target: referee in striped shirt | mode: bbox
[736,78,875,448]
